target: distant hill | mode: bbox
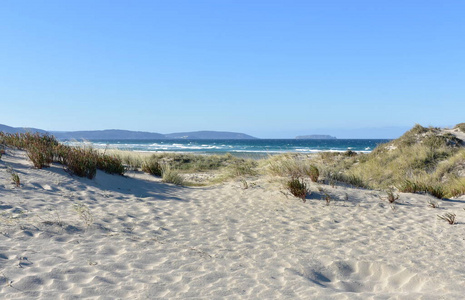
[0,124,48,134]
[165,131,258,139]
[51,130,167,140]
[0,124,258,140]
[295,134,337,140]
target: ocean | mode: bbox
[62,139,391,156]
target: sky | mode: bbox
[1,1,464,138]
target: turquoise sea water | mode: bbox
[63,139,391,155]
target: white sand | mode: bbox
[1,149,465,299]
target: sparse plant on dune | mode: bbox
[6,166,20,187]
[73,203,94,227]
[240,179,248,189]
[379,189,399,203]
[287,177,308,201]
[428,200,439,208]
[323,191,331,205]
[11,172,20,187]
[437,213,456,225]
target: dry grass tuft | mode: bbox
[437,213,456,225]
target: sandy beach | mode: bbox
[1,148,464,299]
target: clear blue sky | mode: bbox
[1,1,463,138]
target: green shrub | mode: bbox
[287,177,307,200]
[97,154,125,175]
[63,148,97,179]
[142,158,163,176]
[26,142,54,168]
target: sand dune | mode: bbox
[1,149,465,299]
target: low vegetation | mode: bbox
[0,132,125,179]
[437,212,456,225]
[310,124,465,198]
[1,123,464,195]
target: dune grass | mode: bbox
[313,124,465,198]
[0,132,125,179]
[2,124,464,195]
[261,124,465,199]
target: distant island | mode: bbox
[0,124,258,140]
[295,134,337,140]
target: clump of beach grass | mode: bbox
[161,165,184,186]
[437,213,456,225]
[142,157,163,176]
[267,153,319,180]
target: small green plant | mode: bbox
[437,213,456,225]
[73,203,94,227]
[287,177,307,201]
[323,191,331,205]
[11,173,20,187]
[240,179,248,189]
